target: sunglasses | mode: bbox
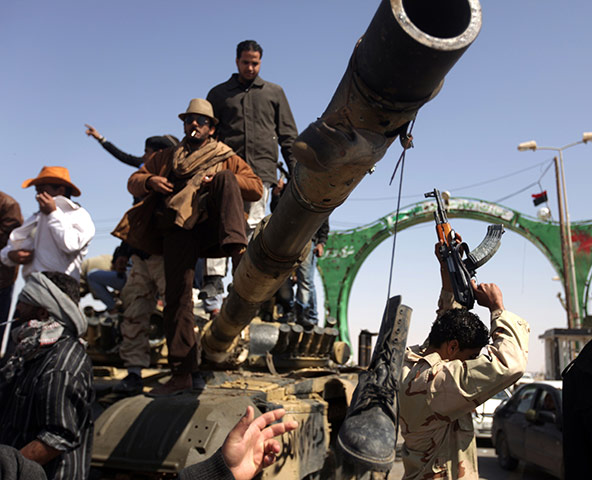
[184,114,211,126]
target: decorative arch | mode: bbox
[318,197,592,345]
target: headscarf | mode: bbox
[18,272,87,337]
[0,272,86,383]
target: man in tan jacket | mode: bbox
[399,244,529,479]
[114,98,263,395]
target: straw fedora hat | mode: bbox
[178,98,219,125]
[22,166,81,197]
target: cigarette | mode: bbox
[191,130,197,137]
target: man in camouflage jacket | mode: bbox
[399,244,529,479]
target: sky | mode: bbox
[2,1,592,373]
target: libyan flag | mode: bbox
[532,190,548,206]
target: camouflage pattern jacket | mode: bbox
[399,290,529,479]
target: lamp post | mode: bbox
[517,132,592,329]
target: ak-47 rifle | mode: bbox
[425,188,505,309]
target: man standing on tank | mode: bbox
[204,40,298,309]
[207,39,299,238]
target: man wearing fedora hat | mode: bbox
[114,98,263,395]
[0,166,95,282]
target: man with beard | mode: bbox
[0,271,93,480]
[207,40,298,237]
[114,98,263,395]
[204,40,298,308]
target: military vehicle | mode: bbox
[89,0,483,478]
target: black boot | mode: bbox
[337,295,412,472]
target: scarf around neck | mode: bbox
[164,138,235,229]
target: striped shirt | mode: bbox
[0,335,94,480]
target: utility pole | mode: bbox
[518,132,592,328]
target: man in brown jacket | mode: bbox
[114,98,263,395]
[0,192,23,333]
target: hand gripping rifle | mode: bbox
[425,188,505,309]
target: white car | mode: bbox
[472,388,511,439]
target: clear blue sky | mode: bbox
[2,1,591,372]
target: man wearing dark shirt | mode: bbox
[0,271,93,480]
[207,39,298,237]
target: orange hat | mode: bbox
[22,166,81,197]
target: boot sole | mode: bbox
[337,432,395,472]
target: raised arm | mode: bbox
[85,124,144,168]
[429,281,529,420]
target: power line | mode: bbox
[494,159,554,204]
[347,159,551,202]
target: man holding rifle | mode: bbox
[398,242,530,479]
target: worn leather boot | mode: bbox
[337,295,412,472]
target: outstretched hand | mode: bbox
[84,124,102,140]
[471,280,505,312]
[221,407,298,480]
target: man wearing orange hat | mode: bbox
[0,166,95,282]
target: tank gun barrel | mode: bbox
[202,0,482,361]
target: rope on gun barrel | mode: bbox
[386,118,415,307]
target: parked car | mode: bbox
[491,381,563,479]
[472,388,511,439]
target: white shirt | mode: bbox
[0,196,95,281]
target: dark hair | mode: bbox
[236,40,263,59]
[42,271,80,304]
[145,135,179,151]
[428,308,489,350]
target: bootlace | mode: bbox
[352,351,398,417]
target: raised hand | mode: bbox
[221,407,298,480]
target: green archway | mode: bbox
[318,196,592,344]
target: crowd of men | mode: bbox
[0,37,536,480]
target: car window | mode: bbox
[516,386,537,413]
[492,389,510,400]
[536,389,558,413]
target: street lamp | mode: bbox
[517,132,592,329]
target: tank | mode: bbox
[90,0,482,478]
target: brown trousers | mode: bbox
[161,170,247,373]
